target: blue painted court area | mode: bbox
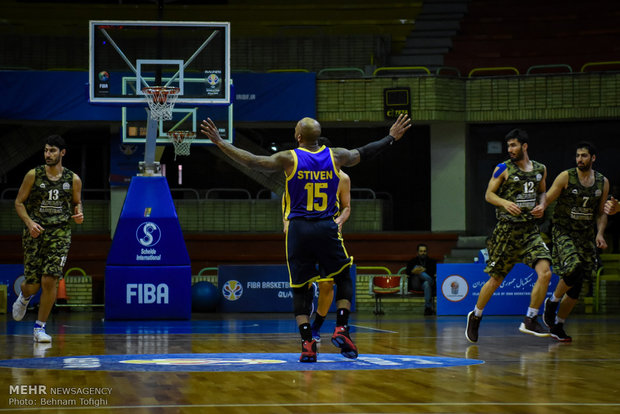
[0,353,484,372]
[1,312,520,337]
[2,317,327,336]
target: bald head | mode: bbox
[295,117,321,146]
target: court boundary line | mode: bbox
[349,323,397,333]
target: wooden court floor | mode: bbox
[1,310,619,413]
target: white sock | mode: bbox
[551,294,561,303]
[474,306,483,317]
[555,316,566,324]
[526,307,538,318]
[35,320,46,329]
[18,292,32,304]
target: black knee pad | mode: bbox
[566,279,582,300]
[334,266,353,302]
[292,285,313,316]
[563,263,583,287]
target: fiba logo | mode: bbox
[222,280,243,301]
[98,71,110,82]
[206,73,220,86]
[204,70,222,96]
[136,222,161,247]
[441,275,468,302]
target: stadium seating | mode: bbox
[444,0,620,75]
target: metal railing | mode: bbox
[373,66,431,76]
[317,67,366,78]
[581,61,620,73]
[468,66,520,77]
[526,64,573,75]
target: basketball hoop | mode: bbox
[167,130,196,160]
[142,86,180,121]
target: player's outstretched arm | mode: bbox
[200,118,292,173]
[389,114,412,142]
[334,114,412,168]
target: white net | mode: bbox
[142,86,180,121]
[167,131,196,160]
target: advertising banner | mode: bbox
[218,265,356,312]
[437,263,559,315]
[105,176,191,319]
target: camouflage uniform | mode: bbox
[551,168,605,279]
[23,166,74,283]
[485,159,552,279]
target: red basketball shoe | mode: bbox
[331,326,358,359]
[300,339,317,363]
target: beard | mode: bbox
[45,157,59,166]
[577,162,591,171]
[509,150,524,161]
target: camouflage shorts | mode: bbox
[485,220,551,279]
[22,224,71,283]
[552,226,597,278]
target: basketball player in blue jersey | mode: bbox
[283,136,352,343]
[201,114,411,362]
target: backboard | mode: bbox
[121,88,233,144]
[89,20,230,105]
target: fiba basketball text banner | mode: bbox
[0,71,314,122]
[436,263,559,315]
[105,176,191,320]
[105,266,191,320]
[218,265,356,312]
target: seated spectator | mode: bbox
[405,243,437,315]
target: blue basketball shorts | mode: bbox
[285,218,353,288]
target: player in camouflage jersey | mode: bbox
[466,128,552,343]
[13,135,83,343]
[541,141,609,342]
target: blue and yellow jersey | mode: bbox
[284,146,341,220]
